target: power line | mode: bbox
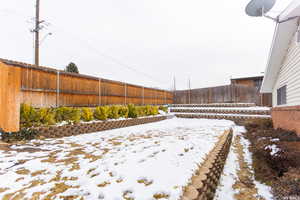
[51,24,169,86]
[1,7,170,89]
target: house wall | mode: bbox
[271,31,300,135]
[272,106,300,136]
[272,31,300,107]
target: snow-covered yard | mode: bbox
[0,118,234,200]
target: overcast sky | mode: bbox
[0,0,293,90]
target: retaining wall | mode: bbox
[175,113,270,121]
[170,108,270,115]
[34,115,168,138]
[182,129,233,200]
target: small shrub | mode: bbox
[20,103,38,128]
[94,106,109,120]
[159,105,168,113]
[150,106,159,115]
[127,104,138,118]
[243,118,273,130]
[273,168,300,199]
[36,108,56,126]
[108,105,120,119]
[81,108,94,122]
[136,106,146,117]
[118,106,129,118]
[54,107,81,123]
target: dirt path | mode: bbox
[232,135,265,200]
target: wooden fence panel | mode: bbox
[15,63,173,107]
[174,85,272,106]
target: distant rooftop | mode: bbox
[230,75,263,81]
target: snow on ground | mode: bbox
[213,126,242,200]
[170,107,271,111]
[214,126,273,200]
[240,135,273,200]
[265,144,281,156]
[0,118,234,200]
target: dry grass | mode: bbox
[153,192,169,199]
[15,168,30,175]
[0,188,9,193]
[31,170,47,177]
[123,190,134,200]
[232,135,265,200]
[137,178,153,186]
[97,181,111,187]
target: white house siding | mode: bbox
[273,31,300,107]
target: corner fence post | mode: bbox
[0,62,21,132]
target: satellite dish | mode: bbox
[245,0,276,17]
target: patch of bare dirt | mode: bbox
[233,135,265,200]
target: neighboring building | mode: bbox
[231,76,264,90]
[261,0,300,135]
[231,75,272,107]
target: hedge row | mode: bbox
[20,104,168,128]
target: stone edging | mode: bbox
[34,116,168,138]
[182,129,233,200]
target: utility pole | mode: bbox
[34,0,40,66]
[188,77,191,104]
[173,76,176,91]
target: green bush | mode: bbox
[81,108,94,122]
[36,108,56,126]
[150,106,159,115]
[159,105,168,113]
[54,107,81,123]
[94,106,109,120]
[20,103,38,128]
[108,105,120,119]
[118,106,129,118]
[136,106,146,117]
[127,104,138,118]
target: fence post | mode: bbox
[124,83,127,105]
[56,71,60,107]
[142,87,145,105]
[98,78,101,106]
[0,62,21,132]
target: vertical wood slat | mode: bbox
[16,65,173,107]
[0,62,21,132]
[173,85,271,106]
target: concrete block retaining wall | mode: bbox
[34,116,167,138]
[182,129,233,200]
[175,113,270,121]
[170,103,256,108]
[171,108,270,115]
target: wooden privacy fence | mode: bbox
[173,85,272,106]
[1,59,173,108]
[0,59,173,132]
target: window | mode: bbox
[277,85,287,105]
